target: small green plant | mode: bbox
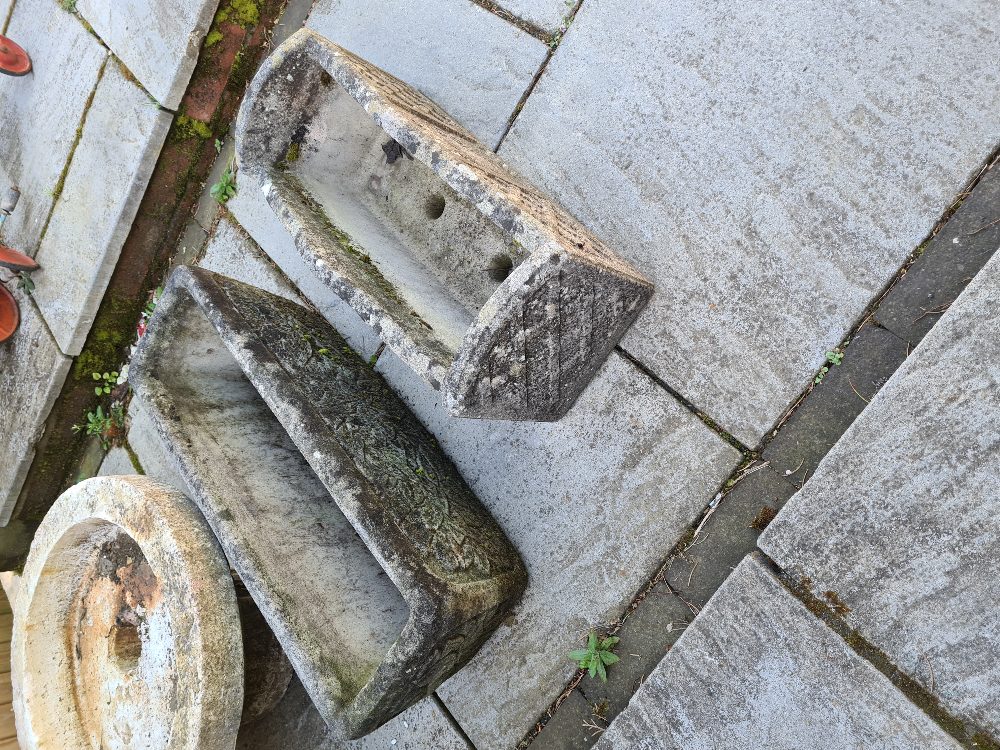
[59,0,77,11]
[214,138,223,154]
[16,271,34,295]
[72,403,126,450]
[91,371,119,396]
[569,631,620,682]
[814,348,845,384]
[144,286,163,317]
[211,162,237,204]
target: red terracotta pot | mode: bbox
[0,285,19,343]
[0,245,38,272]
[0,35,31,77]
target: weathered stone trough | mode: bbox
[235,28,653,421]
[12,476,245,749]
[129,266,527,739]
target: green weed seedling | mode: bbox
[211,162,237,204]
[569,631,620,682]
[814,348,845,384]
[92,371,119,396]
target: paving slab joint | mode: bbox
[468,0,550,42]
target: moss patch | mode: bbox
[173,114,213,142]
[216,0,260,28]
[204,29,225,48]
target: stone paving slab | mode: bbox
[494,0,571,33]
[77,0,221,110]
[198,216,303,304]
[760,252,1000,737]
[369,348,739,749]
[31,62,171,356]
[499,0,1000,446]
[0,1,107,256]
[306,0,548,149]
[97,446,136,477]
[0,294,72,525]
[874,160,1000,346]
[596,554,961,750]
[125,399,186,492]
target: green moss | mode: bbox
[284,141,301,163]
[215,0,259,28]
[172,114,213,142]
[205,29,225,48]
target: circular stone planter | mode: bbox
[12,476,245,750]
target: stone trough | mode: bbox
[235,28,653,421]
[129,265,527,739]
[12,476,246,750]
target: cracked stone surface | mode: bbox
[0,1,107,256]
[371,348,739,749]
[760,251,1000,737]
[31,61,171,356]
[76,0,221,110]
[596,554,961,750]
[0,295,72,524]
[499,0,1000,445]
[494,0,571,33]
[306,0,548,149]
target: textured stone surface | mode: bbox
[500,0,1000,444]
[494,0,571,33]
[596,555,961,750]
[125,400,185,492]
[762,324,910,479]
[0,2,107,256]
[0,295,72,525]
[373,348,739,749]
[130,266,526,740]
[760,252,1000,736]
[97,447,136,477]
[307,0,547,149]
[77,0,220,109]
[32,62,171,355]
[875,160,1000,345]
[13,476,243,749]
[198,216,303,304]
[236,30,651,421]
[240,680,470,750]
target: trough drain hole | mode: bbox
[111,620,142,672]
[487,254,514,282]
[425,194,446,220]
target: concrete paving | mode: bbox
[307,0,548,149]
[494,0,571,33]
[761,251,1000,737]
[0,1,107,256]
[596,555,961,750]
[0,294,72,525]
[32,61,172,355]
[76,0,221,110]
[499,0,1000,446]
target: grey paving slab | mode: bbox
[306,0,548,149]
[198,216,303,304]
[760,252,1000,737]
[596,555,961,750]
[77,0,221,110]
[762,324,909,480]
[0,295,72,525]
[494,0,572,33]
[875,160,1000,346]
[125,399,186,492]
[0,0,12,28]
[499,0,1000,446]
[97,446,137,477]
[240,677,470,750]
[530,690,607,750]
[369,349,739,750]
[0,1,107,256]
[31,62,171,356]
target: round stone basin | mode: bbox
[13,476,244,750]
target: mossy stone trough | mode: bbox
[129,266,527,740]
[235,28,653,422]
